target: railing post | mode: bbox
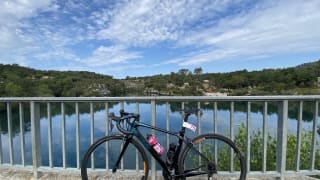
[76,102,80,169]
[166,102,170,150]
[105,102,109,171]
[246,102,251,173]
[262,101,268,172]
[47,102,53,168]
[136,102,140,171]
[61,102,66,169]
[151,99,156,180]
[230,101,234,172]
[90,102,94,169]
[7,102,14,165]
[120,101,124,170]
[295,101,303,171]
[30,101,41,178]
[276,100,288,180]
[0,104,2,165]
[19,103,26,167]
[213,102,218,166]
[310,100,318,171]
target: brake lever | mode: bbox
[108,112,116,133]
[109,120,114,132]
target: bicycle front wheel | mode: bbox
[178,133,246,180]
[81,134,149,180]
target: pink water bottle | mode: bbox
[147,134,165,156]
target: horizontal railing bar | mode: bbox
[1,95,320,102]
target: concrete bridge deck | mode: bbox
[0,167,319,180]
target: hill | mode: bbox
[1,60,320,97]
[128,60,320,96]
[0,64,125,97]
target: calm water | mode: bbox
[0,101,318,168]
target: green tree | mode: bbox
[194,67,203,75]
[234,124,319,171]
[37,84,53,96]
[5,82,24,96]
[178,69,191,76]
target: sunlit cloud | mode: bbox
[173,0,320,65]
[0,0,319,77]
[84,45,142,67]
[95,0,238,46]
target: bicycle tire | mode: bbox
[81,134,149,180]
[178,133,246,180]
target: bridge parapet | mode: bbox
[0,96,319,179]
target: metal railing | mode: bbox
[0,96,319,180]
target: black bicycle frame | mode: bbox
[111,117,212,179]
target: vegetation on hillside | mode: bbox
[132,60,320,95]
[0,60,320,97]
[0,64,125,97]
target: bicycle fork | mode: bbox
[112,136,132,173]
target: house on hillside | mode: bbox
[41,76,53,79]
[205,92,227,96]
[178,83,190,90]
[166,83,175,88]
[203,80,210,89]
[123,79,144,89]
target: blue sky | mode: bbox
[1,0,320,78]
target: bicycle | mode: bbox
[81,109,246,180]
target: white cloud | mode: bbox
[0,0,55,22]
[0,0,57,64]
[1,0,319,76]
[34,49,80,62]
[174,0,320,65]
[0,56,29,66]
[0,0,91,67]
[94,0,239,46]
[84,45,141,67]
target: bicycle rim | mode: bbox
[81,134,149,180]
[178,133,246,180]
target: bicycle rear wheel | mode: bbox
[178,133,246,180]
[81,134,149,180]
